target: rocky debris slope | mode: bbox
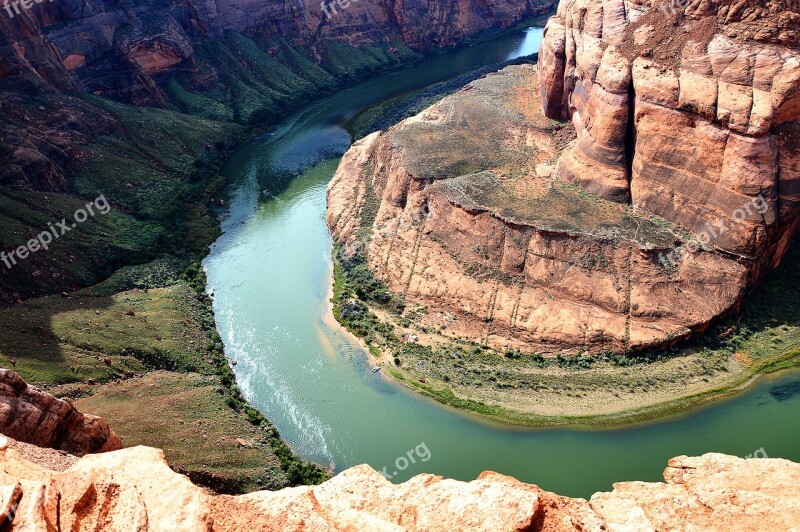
[0,370,121,456]
[0,434,798,530]
[328,0,800,354]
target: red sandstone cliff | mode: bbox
[0,369,121,456]
[327,0,800,354]
[539,0,800,273]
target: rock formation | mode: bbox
[0,433,798,530]
[0,0,555,100]
[0,0,555,196]
[0,369,121,456]
[327,0,800,354]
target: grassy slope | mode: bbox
[0,93,328,492]
[0,91,241,303]
[167,32,420,125]
[0,260,329,492]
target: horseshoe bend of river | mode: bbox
[202,26,800,498]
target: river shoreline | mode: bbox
[322,49,800,431]
[328,243,800,430]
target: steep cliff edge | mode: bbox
[328,0,800,356]
[0,434,798,530]
[0,369,120,456]
[538,0,800,284]
[2,367,798,530]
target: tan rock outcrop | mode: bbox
[0,434,798,530]
[0,369,121,456]
[327,0,800,354]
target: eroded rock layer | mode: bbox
[539,0,800,266]
[327,0,800,354]
[0,369,121,456]
[0,434,798,530]
[0,0,554,99]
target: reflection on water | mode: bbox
[506,27,544,60]
[770,381,800,402]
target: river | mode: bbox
[202,26,800,498]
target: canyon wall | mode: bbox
[0,0,554,194]
[328,0,800,354]
[0,0,554,100]
[538,0,800,284]
[0,369,121,456]
[1,435,798,530]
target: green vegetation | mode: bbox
[0,92,244,304]
[348,55,539,140]
[333,247,402,348]
[0,82,332,491]
[0,260,329,492]
[0,188,163,302]
[168,32,419,125]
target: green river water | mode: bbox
[203,26,800,498]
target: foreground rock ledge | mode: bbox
[0,435,798,531]
[0,369,121,456]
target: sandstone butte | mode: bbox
[327,0,800,355]
[0,372,799,531]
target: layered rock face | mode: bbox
[539,0,800,265]
[0,370,121,456]
[328,0,800,354]
[537,0,800,346]
[0,435,798,530]
[0,0,554,99]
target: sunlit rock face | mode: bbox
[539,0,800,271]
[1,433,799,530]
[0,369,121,456]
[328,0,800,354]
